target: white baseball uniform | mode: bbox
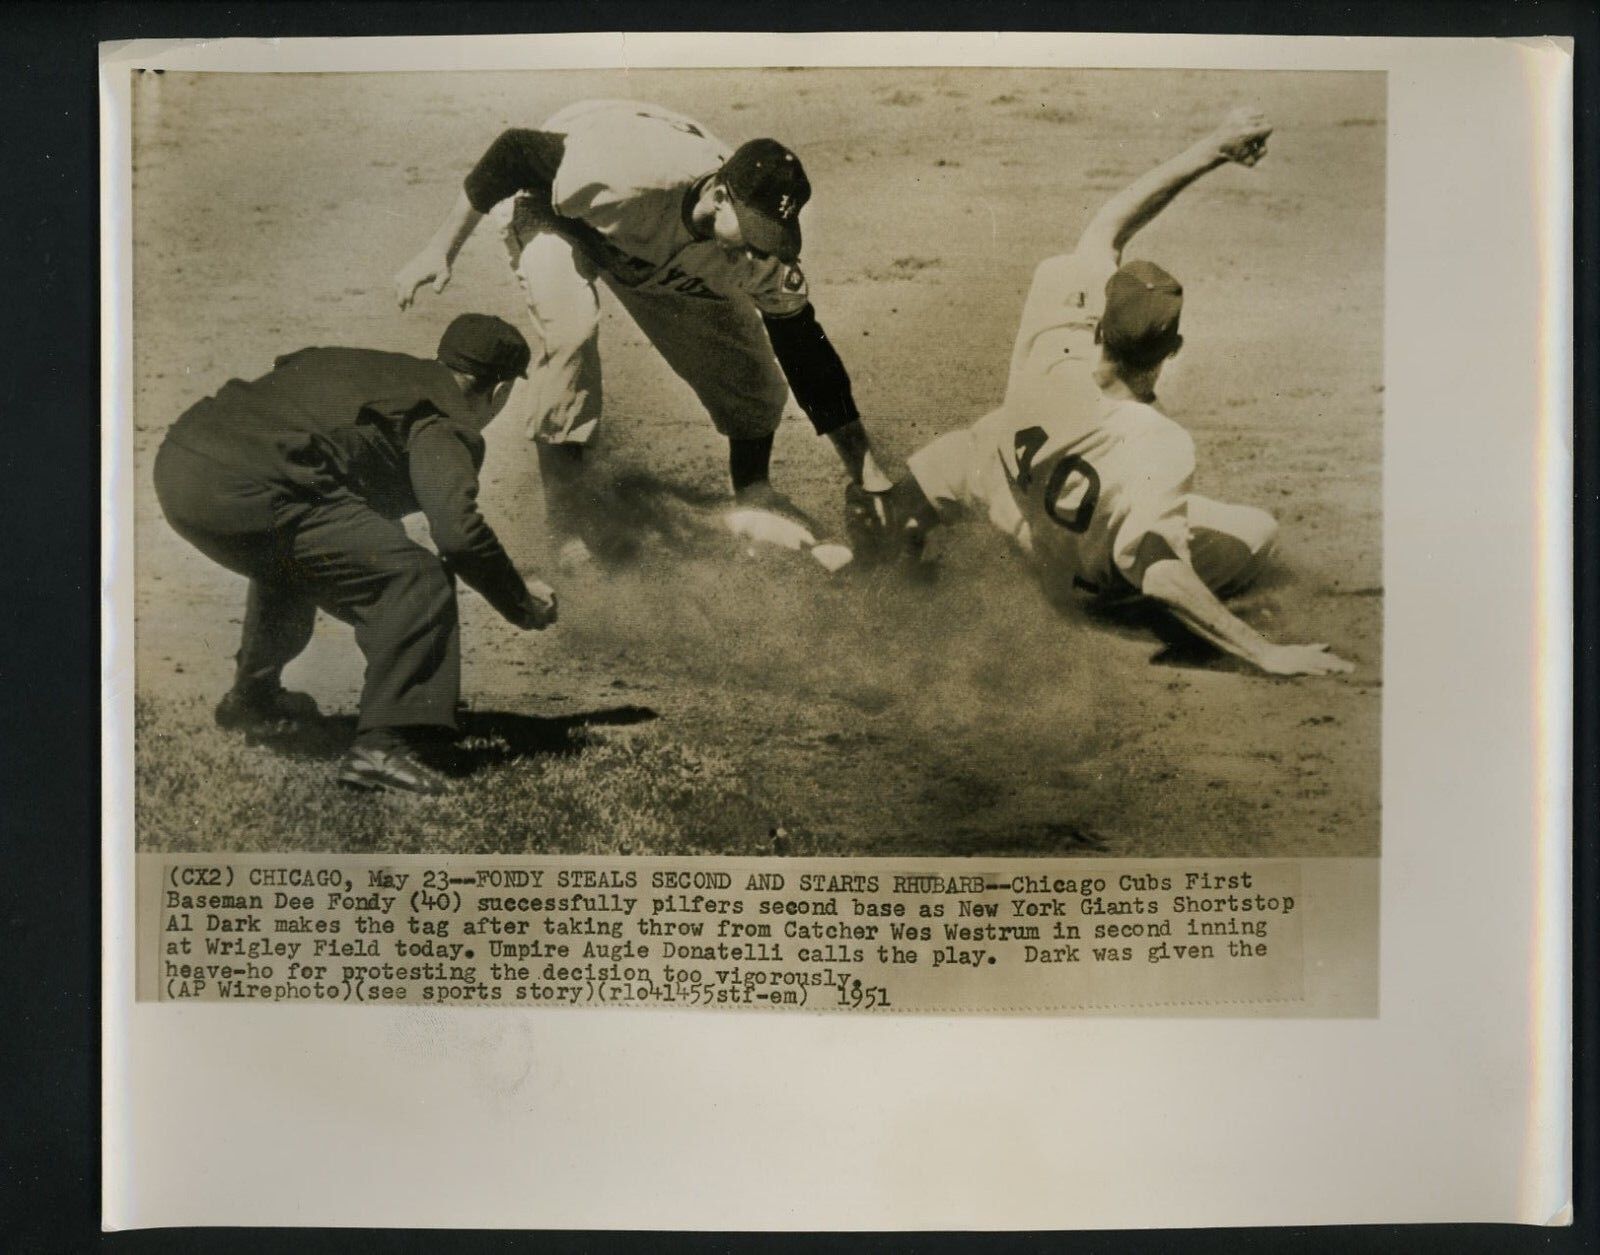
[908,249,1277,600]
[481,100,810,446]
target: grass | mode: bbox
[135,695,784,856]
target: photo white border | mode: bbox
[102,32,1571,1230]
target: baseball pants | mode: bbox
[497,196,789,448]
[153,441,462,732]
[1184,494,1279,598]
[1084,495,1279,601]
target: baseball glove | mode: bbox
[844,479,934,571]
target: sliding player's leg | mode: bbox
[1185,494,1279,598]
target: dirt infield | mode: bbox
[129,67,1383,857]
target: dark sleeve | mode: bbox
[271,347,319,371]
[463,129,567,214]
[408,421,542,625]
[362,360,480,428]
[760,302,861,437]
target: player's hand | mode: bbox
[394,250,452,309]
[1256,642,1354,677]
[1209,107,1273,167]
[843,483,893,563]
[844,480,933,571]
[516,580,558,630]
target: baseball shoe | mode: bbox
[214,685,321,733]
[335,744,451,796]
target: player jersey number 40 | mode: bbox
[1011,425,1101,534]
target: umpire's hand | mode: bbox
[517,580,559,630]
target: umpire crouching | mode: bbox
[154,314,557,795]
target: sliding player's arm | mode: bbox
[1073,107,1274,272]
[1139,557,1351,677]
[1005,111,1270,394]
[1111,424,1350,678]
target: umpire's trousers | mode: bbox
[153,440,461,733]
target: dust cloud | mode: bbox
[546,471,1121,768]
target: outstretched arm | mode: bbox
[394,192,484,309]
[1074,107,1273,270]
[394,129,567,309]
[1140,557,1351,677]
[824,419,893,492]
[409,423,558,629]
[1005,108,1273,398]
[762,303,892,490]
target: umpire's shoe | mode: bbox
[214,685,322,733]
[336,744,451,796]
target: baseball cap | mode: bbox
[1100,261,1184,365]
[437,313,531,382]
[721,138,810,263]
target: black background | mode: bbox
[2,2,1594,1251]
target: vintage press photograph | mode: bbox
[130,67,1384,858]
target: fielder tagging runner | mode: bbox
[856,109,1354,678]
[395,99,889,571]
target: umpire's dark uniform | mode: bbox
[154,315,550,788]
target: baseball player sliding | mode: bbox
[857,108,1354,678]
[394,99,892,569]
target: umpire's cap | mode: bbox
[721,139,810,264]
[1099,261,1184,367]
[438,313,531,382]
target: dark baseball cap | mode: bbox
[721,138,810,263]
[1100,261,1184,365]
[437,313,531,382]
